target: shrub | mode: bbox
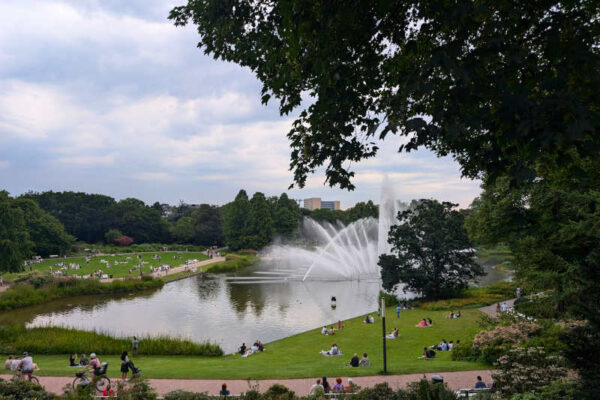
[402,378,457,400]
[492,346,568,397]
[261,384,298,400]
[472,321,542,350]
[355,382,398,400]
[514,294,561,319]
[164,390,212,400]
[0,277,164,311]
[115,236,135,246]
[0,377,55,399]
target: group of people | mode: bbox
[430,339,459,351]
[445,310,461,319]
[416,318,434,327]
[4,352,36,377]
[363,315,375,324]
[320,343,341,356]
[239,340,264,356]
[310,377,358,395]
[69,353,89,366]
[348,353,370,367]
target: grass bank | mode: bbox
[414,282,516,310]
[0,326,222,356]
[204,254,259,274]
[1,307,489,379]
[0,277,163,311]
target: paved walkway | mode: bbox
[478,298,516,317]
[1,370,493,396]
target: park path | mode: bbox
[1,370,493,396]
[478,298,516,317]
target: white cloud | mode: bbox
[57,154,116,166]
[132,172,173,181]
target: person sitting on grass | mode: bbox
[239,343,246,355]
[474,376,487,389]
[455,310,461,318]
[350,353,359,367]
[359,353,370,367]
[329,326,336,335]
[69,353,78,367]
[320,344,341,356]
[418,347,436,359]
[427,317,433,326]
[333,377,345,392]
[448,341,454,350]
[363,315,371,324]
[219,383,230,397]
[79,354,88,366]
[446,311,455,319]
[321,326,328,335]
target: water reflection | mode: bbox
[10,274,380,353]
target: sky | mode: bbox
[0,0,482,208]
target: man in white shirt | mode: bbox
[19,352,34,378]
[310,379,324,395]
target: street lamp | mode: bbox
[381,297,387,373]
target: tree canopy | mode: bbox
[379,199,482,299]
[170,1,599,189]
[0,191,32,272]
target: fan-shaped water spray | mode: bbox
[262,180,405,281]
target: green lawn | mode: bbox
[11,307,489,379]
[5,252,209,280]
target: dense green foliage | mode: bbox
[223,191,299,250]
[0,326,223,356]
[170,1,598,190]
[0,277,164,311]
[380,200,483,299]
[0,191,32,272]
[190,204,224,246]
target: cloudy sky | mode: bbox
[0,0,481,208]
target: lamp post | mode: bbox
[381,297,387,373]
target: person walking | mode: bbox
[132,336,138,357]
[396,304,401,318]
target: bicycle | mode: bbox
[11,370,40,385]
[72,363,110,392]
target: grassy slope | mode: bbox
[17,307,488,380]
[4,252,208,280]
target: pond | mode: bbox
[1,263,510,354]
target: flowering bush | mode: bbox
[472,321,541,349]
[492,347,568,397]
[115,235,134,246]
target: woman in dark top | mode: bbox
[69,353,77,366]
[322,376,330,393]
[350,353,359,367]
[120,351,130,379]
[219,383,230,396]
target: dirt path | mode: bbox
[98,257,225,283]
[1,370,493,396]
[479,298,516,317]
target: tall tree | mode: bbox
[273,193,300,239]
[14,198,74,257]
[170,1,598,189]
[191,204,224,246]
[222,190,251,250]
[379,199,482,299]
[173,216,195,244]
[246,192,274,249]
[0,191,32,272]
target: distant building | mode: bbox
[321,200,340,211]
[303,198,340,210]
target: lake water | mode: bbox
[1,263,510,354]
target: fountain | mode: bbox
[258,179,406,281]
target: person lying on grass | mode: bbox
[386,328,400,339]
[320,344,341,356]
